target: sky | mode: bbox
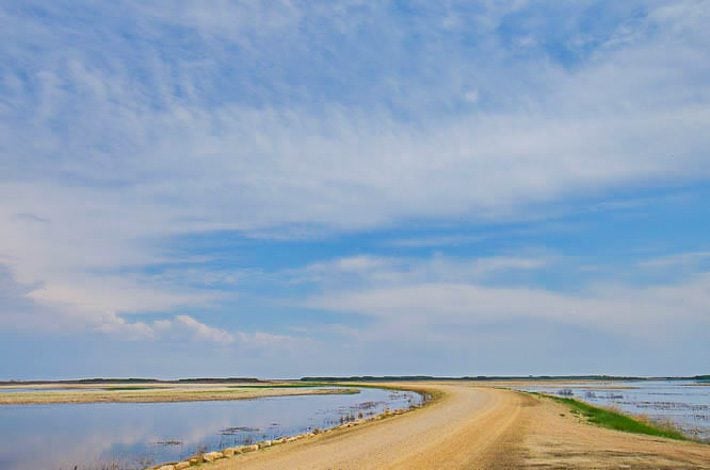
[1,0,709,379]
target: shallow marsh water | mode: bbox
[514,380,709,441]
[0,387,422,470]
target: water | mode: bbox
[513,380,709,441]
[0,387,422,470]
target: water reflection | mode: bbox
[0,388,422,470]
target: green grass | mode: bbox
[227,382,333,389]
[102,386,153,391]
[546,394,687,441]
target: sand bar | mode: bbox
[0,383,357,405]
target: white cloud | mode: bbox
[463,89,479,104]
[154,315,234,344]
[384,234,488,248]
[26,279,216,318]
[306,268,710,338]
[638,251,710,269]
[290,254,549,289]
[0,0,708,338]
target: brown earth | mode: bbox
[210,382,710,469]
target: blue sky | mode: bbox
[1,1,708,379]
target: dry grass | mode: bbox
[0,384,358,405]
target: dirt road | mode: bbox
[210,383,710,469]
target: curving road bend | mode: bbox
[210,383,710,469]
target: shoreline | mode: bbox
[525,391,693,441]
[3,381,707,468]
[204,382,709,469]
[0,385,358,405]
[150,383,435,470]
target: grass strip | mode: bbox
[546,394,687,441]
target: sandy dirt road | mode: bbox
[210,383,710,469]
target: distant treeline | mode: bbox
[0,377,263,385]
[300,375,710,382]
[2,375,707,385]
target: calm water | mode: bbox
[0,387,422,470]
[513,380,709,441]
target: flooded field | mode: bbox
[513,380,709,442]
[0,387,422,470]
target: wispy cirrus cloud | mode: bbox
[638,251,710,269]
[303,254,710,338]
[291,254,549,288]
[0,1,708,372]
